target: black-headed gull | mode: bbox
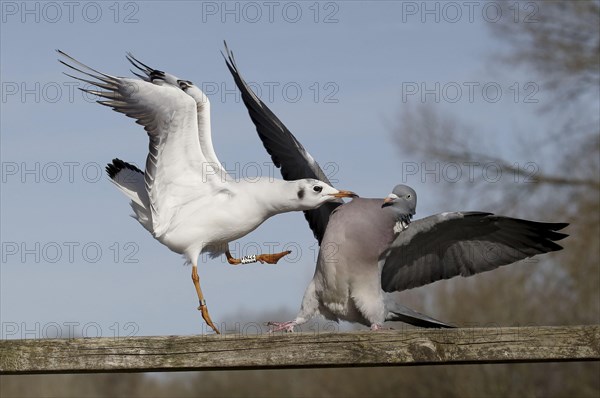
[58,50,356,334]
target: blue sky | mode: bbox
[0,1,559,338]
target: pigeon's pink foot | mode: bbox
[370,323,383,331]
[267,321,297,333]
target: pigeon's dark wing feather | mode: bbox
[381,212,568,292]
[222,42,341,243]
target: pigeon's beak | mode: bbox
[332,190,358,198]
[382,193,397,208]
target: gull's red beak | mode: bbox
[332,190,358,198]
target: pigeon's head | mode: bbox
[295,179,357,210]
[178,80,210,108]
[382,184,417,217]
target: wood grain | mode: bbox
[1,326,598,374]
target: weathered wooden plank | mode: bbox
[1,326,598,374]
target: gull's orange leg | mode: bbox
[226,250,291,265]
[191,265,220,334]
[225,251,242,265]
[256,251,291,264]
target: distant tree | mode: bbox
[393,1,599,396]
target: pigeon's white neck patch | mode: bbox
[393,220,410,234]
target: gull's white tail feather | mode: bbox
[106,159,153,232]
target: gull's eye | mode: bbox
[313,186,323,193]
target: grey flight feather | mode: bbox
[56,50,161,205]
[57,50,162,213]
[126,52,169,83]
[222,42,341,244]
[380,212,569,292]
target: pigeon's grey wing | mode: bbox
[222,42,341,244]
[381,212,569,292]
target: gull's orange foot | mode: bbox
[257,250,292,264]
[198,304,220,334]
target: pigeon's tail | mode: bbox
[386,303,455,328]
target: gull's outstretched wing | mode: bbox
[58,50,220,237]
[380,212,569,292]
[222,42,342,243]
[126,53,227,179]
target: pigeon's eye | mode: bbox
[406,194,411,199]
[313,186,323,193]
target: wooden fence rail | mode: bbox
[1,325,598,374]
